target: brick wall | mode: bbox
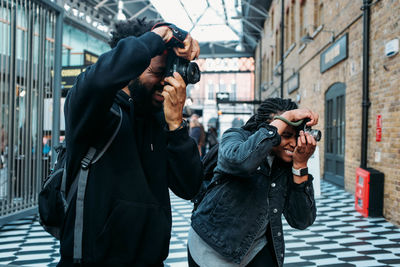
[257,0,400,226]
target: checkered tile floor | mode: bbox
[0,180,399,266]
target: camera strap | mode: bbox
[273,116,304,127]
[152,22,188,48]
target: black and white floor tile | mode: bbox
[0,180,399,266]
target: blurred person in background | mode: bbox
[0,125,6,168]
[205,124,218,151]
[189,114,206,157]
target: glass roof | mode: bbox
[149,0,243,43]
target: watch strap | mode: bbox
[292,166,308,176]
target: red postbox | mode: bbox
[355,167,384,217]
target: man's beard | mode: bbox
[128,79,163,114]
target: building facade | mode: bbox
[189,57,255,135]
[255,0,400,226]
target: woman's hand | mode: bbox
[270,108,319,136]
[281,109,319,126]
[292,131,317,169]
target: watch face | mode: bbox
[300,168,308,176]
[293,167,308,176]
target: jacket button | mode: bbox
[277,232,282,236]
[271,183,276,188]
[273,208,278,213]
[268,131,273,135]
[257,166,261,170]
[280,253,284,258]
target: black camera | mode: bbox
[165,50,201,85]
[298,119,322,142]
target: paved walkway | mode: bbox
[0,181,399,266]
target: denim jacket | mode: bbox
[191,125,316,266]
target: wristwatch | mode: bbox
[292,167,308,176]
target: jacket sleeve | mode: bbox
[283,175,317,230]
[217,126,281,177]
[65,32,165,144]
[165,125,203,200]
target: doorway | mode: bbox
[324,83,346,187]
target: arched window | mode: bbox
[207,81,214,100]
[300,0,307,38]
[314,0,324,28]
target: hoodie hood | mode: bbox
[115,90,132,111]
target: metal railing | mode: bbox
[0,0,62,225]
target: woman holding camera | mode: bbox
[188,98,319,267]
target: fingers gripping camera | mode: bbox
[298,119,322,142]
[165,52,201,85]
[152,22,201,85]
[152,22,188,48]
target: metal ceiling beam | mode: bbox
[129,3,153,19]
[178,0,194,24]
[241,0,269,18]
[221,0,229,22]
[189,6,209,32]
[95,0,109,9]
[106,0,148,5]
[224,21,257,47]
[242,31,258,47]
[242,18,263,33]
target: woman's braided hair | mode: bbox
[242,98,298,133]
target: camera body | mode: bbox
[298,119,322,142]
[165,50,201,84]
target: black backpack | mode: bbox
[191,143,224,211]
[38,104,122,261]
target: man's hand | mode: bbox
[152,26,200,61]
[151,26,173,44]
[173,34,200,61]
[162,72,186,130]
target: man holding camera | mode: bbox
[59,18,203,266]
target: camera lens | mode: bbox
[310,129,322,142]
[186,62,201,84]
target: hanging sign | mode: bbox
[84,50,99,66]
[320,33,348,73]
[376,115,382,142]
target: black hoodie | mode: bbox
[59,32,203,266]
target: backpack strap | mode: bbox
[73,147,96,262]
[71,104,123,263]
